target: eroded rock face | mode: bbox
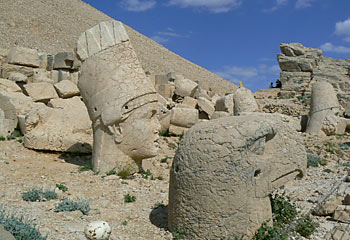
[306,81,340,136]
[77,21,160,174]
[168,114,306,239]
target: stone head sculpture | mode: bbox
[77,21,160,173]
[168,113,306,239]
[306,81,340,136]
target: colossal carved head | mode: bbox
[168,114,306,239]
[77,21,160,173]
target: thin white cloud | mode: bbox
[167,0,242,13]
[151,36,169,43]
[295,0,314,9]
[320,42,350,54]
[120,0,156,12]
[215,64,280,90]
[335,18,350,36]
[343,37,350,43]
[263,0,288,12]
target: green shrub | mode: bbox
[118,168,132,179]
[270,193,298,225]
[22,187,57,202]
[0,204,47,240]
[106,169,117,176]
[152,202,165,209]
[159,129,170,137]
[323,168,333,173]
[78,164,93,172]
[54,198,90,215]
[161,156,169,163]
[173,228,185,239]
[122,220,128,226]
[253,222,287,240]
[140,168,153,179]
[295,216,319,238]
[0,136,6,141]
[307,153,322,168]
[55,183,68,192]
[7,130,23,140]
[124,194,136,203]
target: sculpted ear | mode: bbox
[101,104,122,126]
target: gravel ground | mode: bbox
[0,132,349,239]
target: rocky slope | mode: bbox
[0,0,237,95]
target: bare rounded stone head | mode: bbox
[77,21,160,173]
[306,81,339,136]
[168,114,306,239]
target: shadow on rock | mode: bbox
[150,204,168,230]
[58,143,92,166]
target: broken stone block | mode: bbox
[336,118,350,134]
[344,102,350,119]
[0,92,18,137]
[155,75,169,85]
[7,47,40,67]
[333,205,350,223]
[155,83,174,99]
[314,195,342,216]
[233,87,259,115]
[215,94,234,114]
[48,96,85,110]
[174,78,198,97]
[32,69,53,83]
[192,86,211,100]
[197,97,215,118]
[277,54,317,72]
[8,72,28,83]
[211,111,230,119]
[159,111,171,133]
[38,52,48,69]
[0,78,22,93]
[24,106,92,153]
[54,80,80,98]
[1,63,34,80]
[325,226,350,240]
[180,96,197,109]
[170,108,198,128]
[0,91,45,116]
[169,124,188,136]
[70,71,79,85]
[24,82,58,103]
[53,52,80,70]
[280,71,312,92]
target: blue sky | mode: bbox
[82,0,350,92]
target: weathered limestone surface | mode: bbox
[1,63,35,80]
[174,78,198,97]
[54,80,80,98]
[0,91,45,116]
[48,96,86,110]
[24,82,58,103]
[0,92,18,137]
[233,87,259,115]
[0,225,15,240]
[77,21,160,174]
[277,43,350,96]
[24,106,92,153]
[197,97,215,118]
[215,94,234,114]
[306,82,340,136]
[53,52,80,70]
[8,72,27,83]
[7,46,40,67]
[0,78,22,93]
[169,114,306,239]
[170,108,198,128]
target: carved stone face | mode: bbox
[77,21,160,173]
[168,114,306,239]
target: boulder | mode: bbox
[7,46,40,67]
[168,114,306,239]
[53,52,80,70]
[24,106,92,153]
[170,108,198,128]
[1,63,34,80]
[192,86,211,100]
[215,94,234,114]
[280,71,312,91]
[174,78,198,97]
[24,82,58,103]
[211,111,230,119]
[48,96,85,110]
[314,195,342,216]
[197,97,215,117]
[0,92,18,137]
[155,83,174,99]
[233,87,259,115]
[54,80,80,98]
[180,96,197,109]
[0,91,45,116]
[8,72,28,83]
[31,69,53,83]
[333,205,350,223]
[0,78,22,93]
[277,54,317,72]
[280,43,322,57]
[169,124,188,136]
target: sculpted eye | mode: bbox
[124,105,128,110]
[254,169,261,177]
